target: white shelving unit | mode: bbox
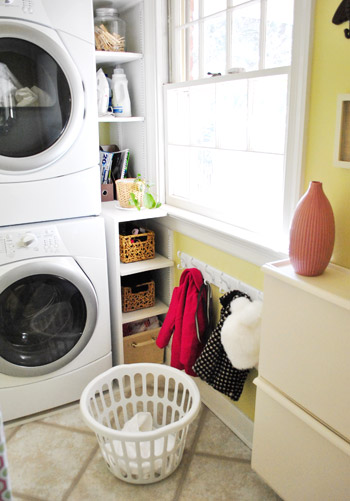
[95,2,170,365]
[102,202,174,365]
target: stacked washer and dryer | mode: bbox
[0,0,112,421]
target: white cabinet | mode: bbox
[102,202,174,365]
[252,260,350,501]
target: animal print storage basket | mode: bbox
[122,280,155,313]
[119,230,155,264]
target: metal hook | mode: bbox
[219,272,230,294]
[204,265,214,284]
[177,250,185,270]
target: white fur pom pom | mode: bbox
[221,297,263,370]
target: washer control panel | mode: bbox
[0,225,66,263]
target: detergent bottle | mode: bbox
[111,68,131,117]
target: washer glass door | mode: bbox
[0,38,71,158]
[0,260,98,377]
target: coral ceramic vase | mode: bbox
[289,181,335,276]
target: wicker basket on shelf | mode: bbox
[119,229,155,263]
[116,179,144,208]
[122,280,155,313]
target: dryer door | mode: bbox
[0,20,84,172]
[0,258,98,377]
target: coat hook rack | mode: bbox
[177,251,263,302]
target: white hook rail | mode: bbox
[177,251,263,301]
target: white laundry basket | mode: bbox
[80,363,201,484]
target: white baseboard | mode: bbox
[194,378,254,449]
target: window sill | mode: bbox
[159,204,288,267]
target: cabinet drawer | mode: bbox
[259,272,350,441]
[123,328,164,364]
[252,378,350,501]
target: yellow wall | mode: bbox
[305,0,350,268]
[172,0,350,421]
[173,233,261,421]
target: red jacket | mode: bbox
[156,268,207,376]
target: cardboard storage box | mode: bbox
[123,328,164,364]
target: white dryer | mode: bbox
[0,0,101,226]
[0,216,112,421]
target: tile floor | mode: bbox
[4,402,281,501]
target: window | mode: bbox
[164,0,313,243]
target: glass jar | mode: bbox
[94,8,126,52]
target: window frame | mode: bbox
[147,0,315,265]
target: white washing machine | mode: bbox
[0,0,101,226]
[0,216,112,421]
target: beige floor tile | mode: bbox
[184,403,203,451]
[195,409,251,460]
[40,403,92,434]
[6,422,97,501]
[179,455,280,501]
[69,448,189,501]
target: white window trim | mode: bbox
[146,0,315,267]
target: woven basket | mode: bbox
[116,179,145,208]
[119,230,155,263]
[122,280,155,312]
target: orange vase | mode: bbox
[289,181,335,276]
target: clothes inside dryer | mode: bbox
[0,37,71,159]
[0,274,87,367]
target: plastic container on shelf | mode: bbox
[111,67,131,117]
[94,7,126,52]
[96,68,109,115]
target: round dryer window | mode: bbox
[0,38,71,158]
[0,21,85,171]
[0,259,98,377]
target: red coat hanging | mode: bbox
[156,268,207,376]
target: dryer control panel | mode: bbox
[0,225,68,263]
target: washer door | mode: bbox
[0,258,98,377]
[0,20,84,172]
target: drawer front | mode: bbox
[252,379,350,501]
[259,274,350,440]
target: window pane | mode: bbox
[249,74,288,154]
[216,80,248,150]
[189,85,215,147]
[167,88,190,145]
[189,147,215,202]
[203,0,227,17]
[203,13,226,77]
[167,146,284,233]
[168,145,191,198]
[187,24,199,80]
[230,1,260,72]
[265,0,294,68]
[213,150,284,232]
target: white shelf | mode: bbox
[102,202,167,222]
[120,253,174,276]
[98,115,144,123]
[122,298,169,323]
[95,51,143,65]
